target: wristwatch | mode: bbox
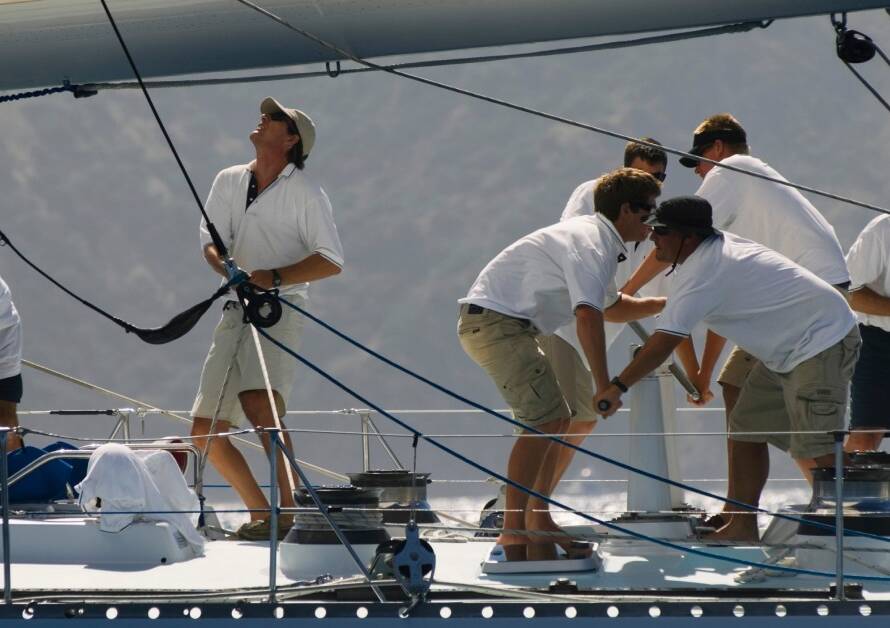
[610,376,628,393]
[271,269,282,288]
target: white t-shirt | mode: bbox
[199,163,345,298]
[657,232,855,373]
[0,276,22,380]
[696,154,849,285]
[846,214,890,332]
[460,214,623,335]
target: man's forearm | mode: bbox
[576,306,609,391]
[674,337,700,379]
[278,253,342,285]
[699,330,727,380]
[850,286,890,316]
[203,244,228,279]
[603,294,665,322]
[620,250,670,295]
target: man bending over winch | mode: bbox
[458,168,665,561]
[596,196,860,542]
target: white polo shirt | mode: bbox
[460,214,623,335]
[847,214,890,332]
[696,154,849,285]
[0,276,22,380]
[199,162,344,298]
[657,232,855,373]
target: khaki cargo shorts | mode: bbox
[536,334,597,423]
[191,295,306,428]
[728,325,861,459]
[457,304,571,431]
[717,346,758,389]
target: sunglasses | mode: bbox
[651,171,667,182]
[268,112,298,134]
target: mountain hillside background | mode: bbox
[1,10,889,508]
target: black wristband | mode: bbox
[610,376,628,393]
[271,269,282,288]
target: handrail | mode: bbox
[7,443,202,490]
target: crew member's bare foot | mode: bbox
[496,532,528,561]
[704,517,759,543]
[525,514,593,560]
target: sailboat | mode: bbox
[2,0,890,624]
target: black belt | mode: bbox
[464,303,531,326]
[467,304,484,315]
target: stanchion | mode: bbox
[269,430,279,603]
[834,430,845,601]
[0,429,11,604]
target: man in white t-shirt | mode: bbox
[546,139,673,489]
[624,114,849,529]
[191,98,344,541]
[845,215,890,452]
[0,275,23,452]
[458,168,666,561]
[596,196,859,542]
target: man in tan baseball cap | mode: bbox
[190,97,344,540]
[259,96,316,163]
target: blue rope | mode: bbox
[275,297,890,545]
[257,325,890,582]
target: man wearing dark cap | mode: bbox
[622,114,849,531]
[190,98,344,540]
[595,196,859,541]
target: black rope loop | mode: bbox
[238,285,283,328]
[0,82,77,104]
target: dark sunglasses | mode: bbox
[651,171,667,182]
[629,201,657,213]
[268,112,298,134]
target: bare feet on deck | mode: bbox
[703,515,759,543]
[525,514,593,561]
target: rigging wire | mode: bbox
[234,0,890,217]
[254,325,890,582]
[97,0,231,261]
[76,20,770,92]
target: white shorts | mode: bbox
[191,295,305,427]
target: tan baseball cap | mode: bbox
[260,97,316,159]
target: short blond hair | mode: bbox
[594,167,662,220]
[694,113,750,155]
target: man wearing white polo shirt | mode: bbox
[624,114,849,530]
[596,196,859,542]
[458,168,665,561]
[544,139,671,491]
[845,215,890,452]
[0,275,23,452]
[191,98,344,541]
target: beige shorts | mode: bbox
[191,296,306,428]
[729,326,861,459]
[457,305,571,431]
[536,334,597,423]
[716,346,758,388]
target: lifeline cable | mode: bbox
[235,0,890,217]
[274,296,890,546]
[255,325,890,582]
